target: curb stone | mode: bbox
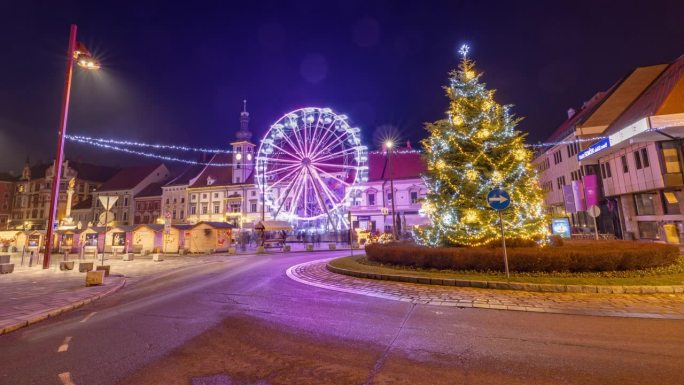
[0,277,126,335]
[326,262,684,295]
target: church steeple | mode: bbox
[21,156,31,180]
[236,99,252,141]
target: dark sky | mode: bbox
[1,0,683,172]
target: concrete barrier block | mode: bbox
[306,244,314,252]
[96,265,110,277]
[282,245,291,252]
[152,253,163,262]
[328,243,337,250]
[256,246,265,254]
[0,263,14,274]
[85,270,105,286]
[79,262,94,272]
[122,253,134,261]
[59,261,75,271]
[0,255,10,264]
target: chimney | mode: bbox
[567,108,576,119]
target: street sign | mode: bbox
[587,205,601,240]
[487,188,511,279]
[587,205,601,218]
[487,188,511,211]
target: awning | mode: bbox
[261,221,293,231]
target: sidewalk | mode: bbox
[0,252,232,335]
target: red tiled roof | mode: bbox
[605,55,684,135]
[189,154,234,188]
[135,182,165,198]
[368,151,426,181]
[68,161,119,182]
[165,165,205,187]
[98,164,164,191]
[544,89,614,143]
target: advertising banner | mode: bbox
[551,218,571,238]
[563,185,576,213]
[584,174,599,207]
[572,180,586,211]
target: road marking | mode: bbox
[79,312,97,323]
[58,372,76,385]
[57,336,72,353]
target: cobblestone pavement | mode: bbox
[287,258,684,319]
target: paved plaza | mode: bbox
[288,258,684,319]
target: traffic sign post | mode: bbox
[587,205,601,240]
[487,189,511,279]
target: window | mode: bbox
[180,210,184,219]
[202,194,207,199]
[368,193,376,206]
[387,192,393,202]
[166,198,170,204]
[634,193,656,215]
[662,191,681,215]
[553,150,563,165]
[236,176,241,183]
[181,197,185,203]
[191,194,197,201]
[410,191,419,204]
[172,210,177,219]
[556,176,566,190]
[213,204,220,214]
[637,221,659,239]
[251,191,256,197]
[661,142,681,173]
[173,198,177,204]
[634,151,642,169]
[621,155,628,173]
[605,161,612,178]
[250,202,257,213]
[201,204,208,214]
[123,212,127,221]
[600,163,606,179]
[641,148,650,168]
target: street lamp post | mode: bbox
[385,140,397,241]
[43,24,99,269]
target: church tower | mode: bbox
[21,156,31,180]
[231,100,256,184]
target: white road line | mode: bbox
[57,336,72,353]
[58,372,76,385]
[79,312,97,323]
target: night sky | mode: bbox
[1,0,683,172]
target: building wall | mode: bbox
[0,181,13,229]
[134,197,162,224]
[161,185,189,224]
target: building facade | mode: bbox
[93,164,170,226]
[348,147,429,235]
[0,173,16,230]
[9,160,118,230]
[534,55,684,244]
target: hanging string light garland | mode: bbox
[67,136,235,166]
[66,134,235,154]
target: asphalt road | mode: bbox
[1,250,683,385]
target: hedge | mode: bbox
[365,240,679,273]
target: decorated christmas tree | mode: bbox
[417,46,548,247]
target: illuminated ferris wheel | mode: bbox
[256,107,368,226]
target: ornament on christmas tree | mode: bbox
[416,46,548,247]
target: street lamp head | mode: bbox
[77,56,101,70]
[73,42,100,70]
[384,140,394,149]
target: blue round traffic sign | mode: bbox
[487,188,511,210]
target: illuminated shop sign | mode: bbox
[577,138,610,161]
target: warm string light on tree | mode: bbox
[415,46,548,247]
